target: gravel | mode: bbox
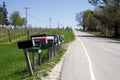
[41,43,71,80]
[41,57,64,80]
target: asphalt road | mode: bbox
[60,30,120,80]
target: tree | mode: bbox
[76,12,85,31]
[89,0,120,37]
[76,10,93,31]
[88,0,108,6]
[85,13,100,31]
[2,1,8,25]
[10,11,26,28]
[0,13,5,26]
[19,18,26,27]
[0,1,8,27]
[83,10,93,30]
[76,10,100,31]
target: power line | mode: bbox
[28,13,47,23]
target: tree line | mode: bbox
[0,1,26,28]
[76,0,120,38]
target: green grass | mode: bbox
[0,43,26,80]
[0,29,75,80]
[62,29,75,43]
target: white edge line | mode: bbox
[78,38,96,80]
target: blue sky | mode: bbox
[1,0,94,28]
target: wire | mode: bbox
[28,13,47,23]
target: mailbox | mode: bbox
[18,40,34,49]
[54,35,58,44]
[18,40,35,76]
[59,35,64,42]
[31,34,48,46]
[32,40,41,47]
[57,35,60,43]
[47,35,55,44]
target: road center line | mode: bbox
[78,38,96,80]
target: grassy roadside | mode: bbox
[86,31,120,41]
[0,29,75,80]
[26,29,75,80]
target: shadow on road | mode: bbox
[107,41,120,44]
[76,34,120,44]
[76,35,96,38]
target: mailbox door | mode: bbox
[18,40,33,49]
[47,36,54,44]
[32,37,48,45]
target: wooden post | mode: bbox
[51,46,54,58]
[32,52,36,70]
[56,44,59,52]
[27,29,30,40]
[50,47,52,58]
[8,29,11,42]
[58,42,61,51]
[53,45,56,56]
[38,49,42,66]
[59,44,61,50]
[55,44,57,53]
[23,49,33,76]
[50,47,54,58]
[47,48,51,59]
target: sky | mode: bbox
[1,0,94,28]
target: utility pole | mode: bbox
[24,7,29,39]
[24,7,29,28]
[58,22,59,29]
[49,17,51,29]
[57,22,60,33]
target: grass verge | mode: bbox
[0,29,75,80]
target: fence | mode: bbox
[0,28,63,44]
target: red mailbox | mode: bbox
[32,37,48,45]
[31,34,48,46]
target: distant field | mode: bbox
[0,28,50,44]
[0,28,75,80]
